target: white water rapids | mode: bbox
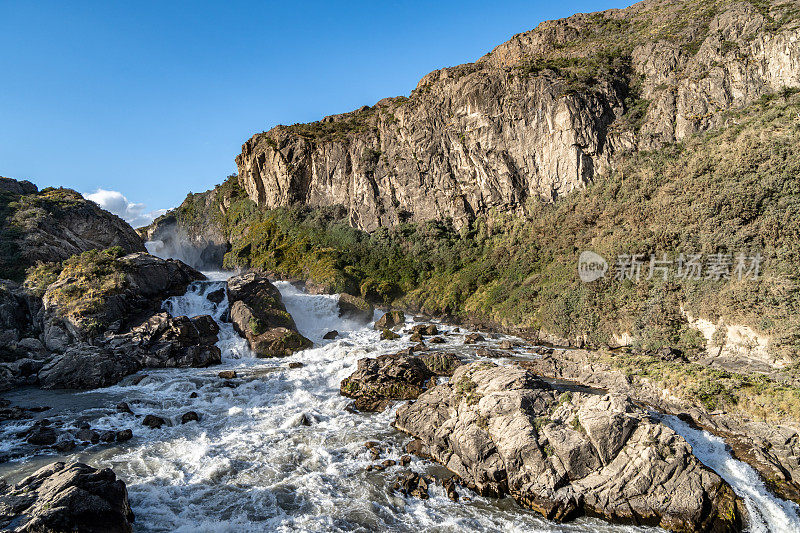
[1,273,798,532]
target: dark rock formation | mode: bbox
[394,362,743,532]
[227,272,312,357]
[0,461,134,532]
[340,351,461,411]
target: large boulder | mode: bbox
[131,312,221,368]
[337,293,374,322]
[394,362,744,532]
[340,351,461,412]
[0,461,134,532]
[227,272,311,357]
[375,310,404,330]
[37,344,141,390]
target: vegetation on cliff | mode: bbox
[160,90,800,367]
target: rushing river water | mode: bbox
[1,273,798,532]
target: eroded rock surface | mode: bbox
[394,362,743,532]
[341,351,461,411]
[0,461,134,533]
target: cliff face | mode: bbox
[236,0,800,230]
[0,177,145,280]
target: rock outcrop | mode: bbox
[0,177,145,280]
[394,362,743,532]
[340,351,461,411]
[0,461,135,532]
[0,251,223,391]
[234,1,800,231]
[226,272,312,357]
[520,348,800,505]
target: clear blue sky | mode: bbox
[1,0,632,224]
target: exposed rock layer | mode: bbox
[394,362,743,532]
[235,0,800,230]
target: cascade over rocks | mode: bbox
[0,461,135,533]
[226,272,312,357]
[394,362,744,532]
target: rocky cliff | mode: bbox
[0,176,146,280]
[235,0,800,230]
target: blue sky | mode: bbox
[1,0,632,225]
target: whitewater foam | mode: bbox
[1,273,796,532]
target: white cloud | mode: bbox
[83,188,167,228]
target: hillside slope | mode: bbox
[0,177,145,281]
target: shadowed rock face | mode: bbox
[394,362,744,532]
[0,461,135,533]
[235,0,800,231]
[226,272,312,357]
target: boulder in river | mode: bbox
[337,293,374,322]
[226,273,312,357]
[375,310,404,330]
[0,461,135,532]
[394,362,744,532]
[340,352,461,412]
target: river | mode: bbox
[1,273,798,532]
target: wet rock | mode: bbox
[189,391,199,398]
[441,476,459,501]
[75,428,100,444]
[375,310,404,330]
[381,459,396,468]
[380,329,400,341]
[395,362,744,531]
[26,425,58,446]
[206,288,225,304]
[0,461,135,532]
[132,374,147,385]
[411,324,438,336]
[340,354,434,412]
[337,294,374,322]
[132,312,222,368]
[100,430,117,443]
[227,272,312,357]
[409,332,423,343]
[54,439,76,453]
[428,336,446,344]
[323,330,339,340]
[498,339,516,349]
[475,347,505,358]
[391,470,429,500]
[181,411,200,424]
[116,429,133,442]
[400,455,411,466]
[288,362,304,369]
[218,370,237,379]
[142,414,166,429]
[116,402,133,415]
[463,333,485,344]
[38,344,142,390]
